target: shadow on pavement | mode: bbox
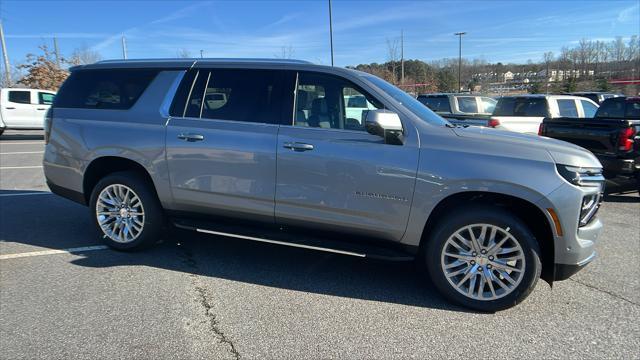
[1,189,466,312]
[603,178,639,203]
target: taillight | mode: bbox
[618,127,635,152]
[538,123,546,136]
[488,118,500,128]
[44,108,53,145]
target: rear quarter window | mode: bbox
[417,96,451,112]
[54,69,159,109]
[8,91,31,104]
[493,97,549,117]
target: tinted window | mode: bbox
[417,96,451,112]
[294,72,383,131]
[626,101,640,118]
[481,97,497,113]
[557,99,578,117]
[38,92,55,105]
[457,97,478,113]
[580,100,598,118]
[493,97,549,117]
[184,69,287,124]
[169,70,197,117]
[8,91,31,104]
[596,99,625,118]
[54,69,158,109]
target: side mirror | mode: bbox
[364,110,404,144]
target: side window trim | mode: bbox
[290,71,299,126]
[198,71,212,118]
[182,70,200,118]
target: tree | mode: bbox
[274,45,294,59]
[562,77,577,93]
[386,38,399,84]
[69,45,102,65]
[596,78,611,92]
[176,48,192,58]
[529,81,542,94]
[436,69,456,92]
[17,45,69,90]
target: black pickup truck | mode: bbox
[539,96,640,188]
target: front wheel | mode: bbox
[424,206,541,312]
[89,171,164,250]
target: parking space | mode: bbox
[0,129,639,358]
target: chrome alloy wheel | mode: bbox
[440,224,526,301]
[96,184,145,243]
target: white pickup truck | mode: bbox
[490,94,599,134]
[0,88,56,135]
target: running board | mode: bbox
[172,219,415,261]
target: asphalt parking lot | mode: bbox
[0,129,638,359]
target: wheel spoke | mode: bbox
[441,223,526,302]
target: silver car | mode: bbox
[44,59,604,312]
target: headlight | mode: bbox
[556,164,605,227]
[556,165,604,188]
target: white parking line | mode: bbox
[0,151,44,155]
[0,245,109,260]
[0,192,52,197]
[0,166,43,169]
[0,141,44,145]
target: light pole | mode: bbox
[454,32,466,91]
[328,0,334,66]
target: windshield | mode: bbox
[365,75,450,126]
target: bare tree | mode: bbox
[69,45,102,65]
[176,48,192,58]
[274,45,295,59]
[386,38,399,84]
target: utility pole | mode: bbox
[53,36,61,68]
[121,35,128,60]
[400,29,404,85]
[200,50,203,58]
[454,32,466,92]
[0,21,11,86]
[328,0,334,66]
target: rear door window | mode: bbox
[580,100,598,118]
[182,68,290,125]
[481,97,497,113]
[417,96,451,112]
[493,97,549,117]
[8,91,31,104]
[54,69,158,109]
[38,92,55,105]
[557,99,579,117]
[456,97,478,113]
[626,101,640,118]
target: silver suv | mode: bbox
[44,59,604,311]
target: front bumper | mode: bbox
[537,181,604,280]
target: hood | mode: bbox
[451,126,602,168]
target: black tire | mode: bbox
[89,171,164,251]
[424,205,541,312]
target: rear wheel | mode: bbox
[424,206,541,312]
[89,171,164,250]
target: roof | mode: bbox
[73,58,314,71]
[1,87,56,92]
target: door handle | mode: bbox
[283,142,314,151]
[5,107,15,110]
[177,133,205,142]
[36,108,46,110]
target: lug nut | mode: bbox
[472,252,477,256]
[481,250,487,254]
[489,256,494,261]
[487,264,492,269]
[478,267,483,271]
[470,260,476,265]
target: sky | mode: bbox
[0,0,639,68]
